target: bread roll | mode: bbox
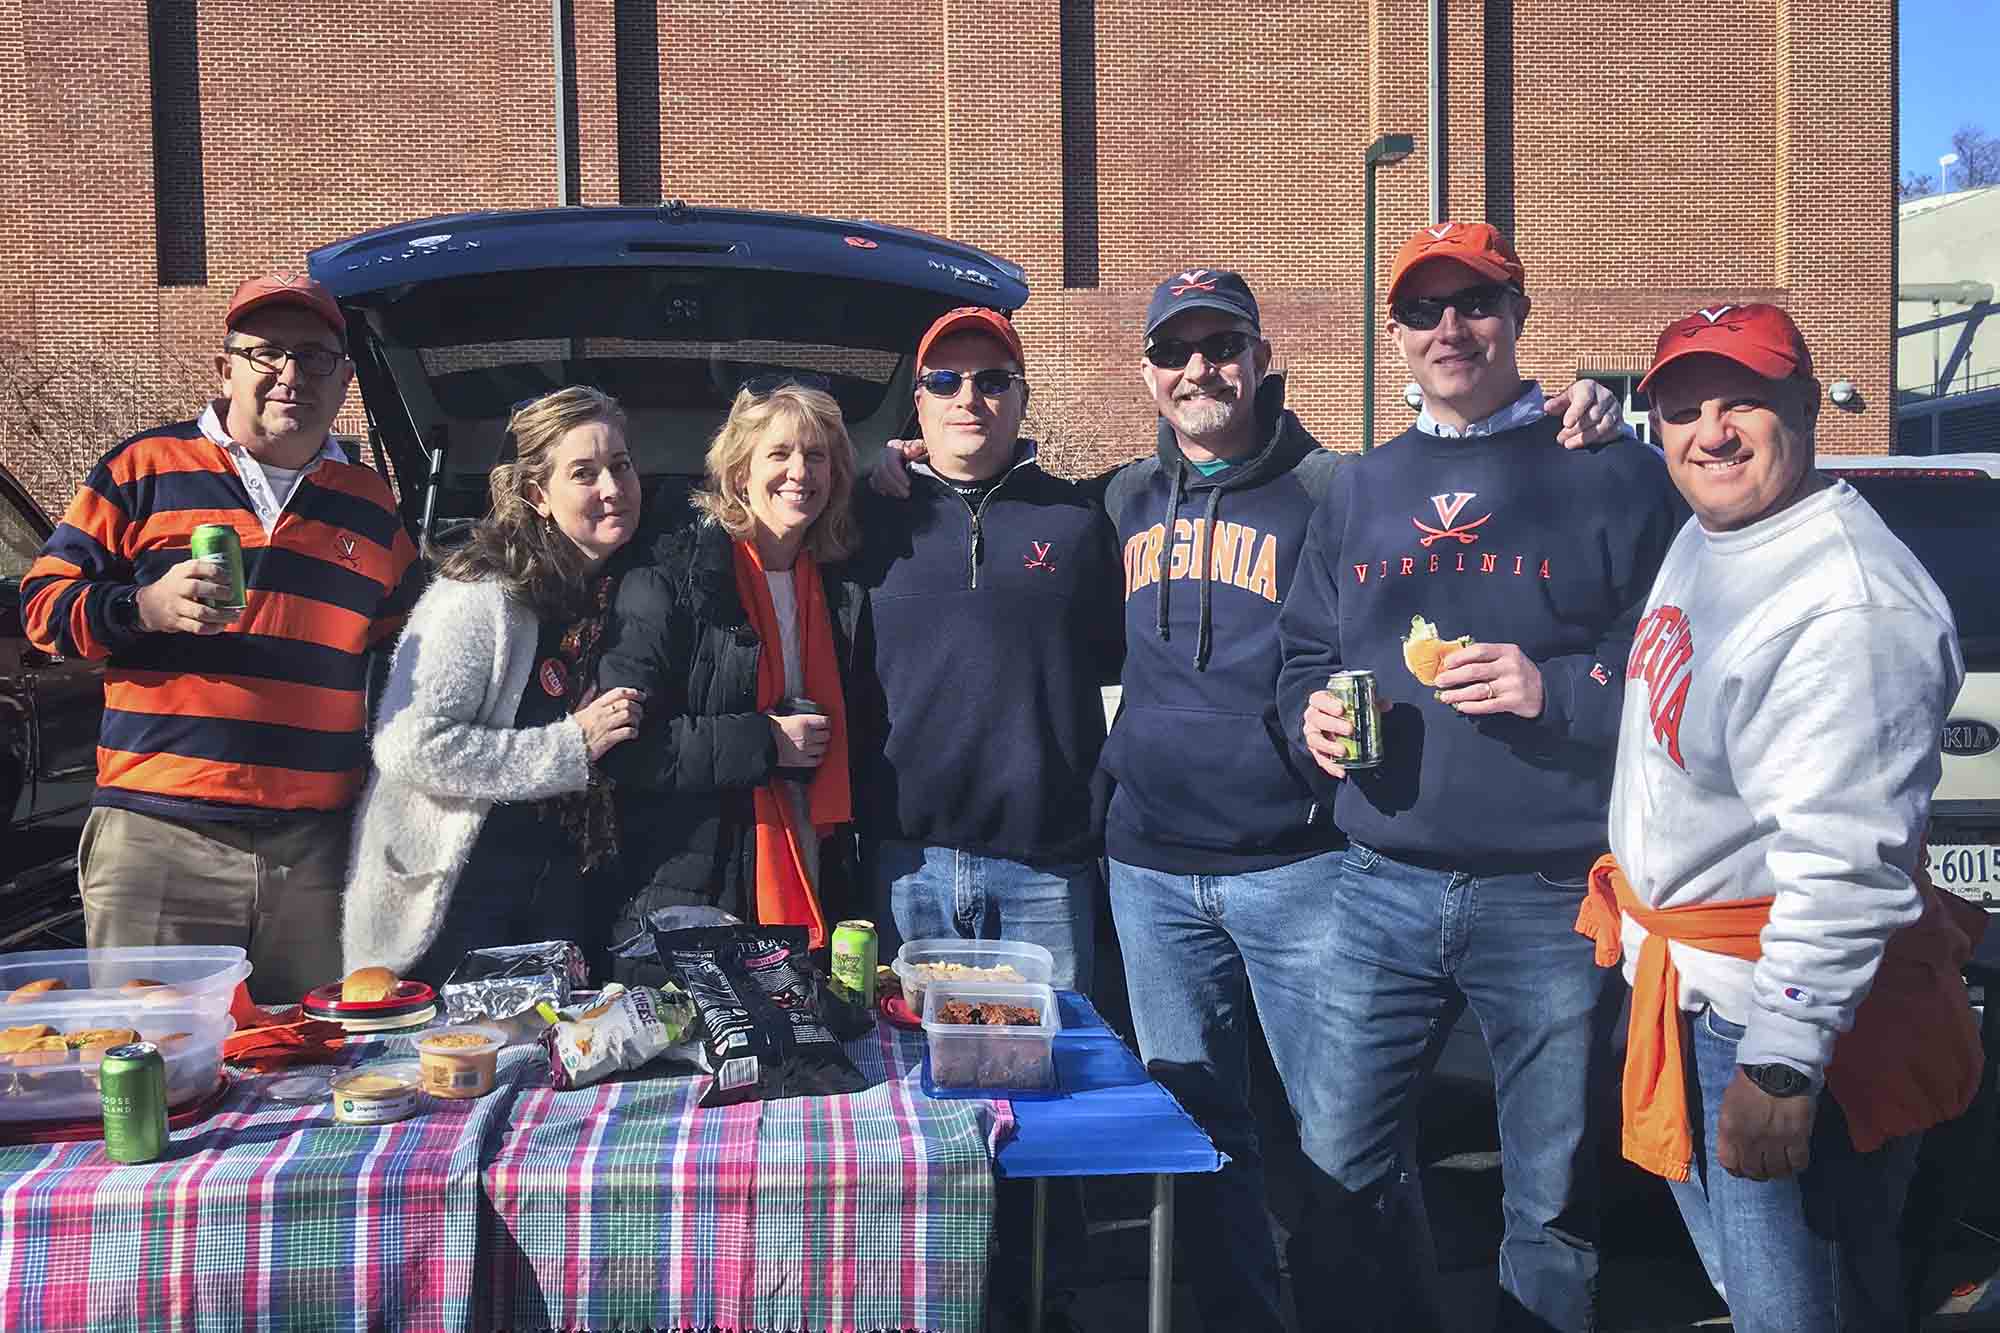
[0,1024,57,1054]
[341,966,400,1004]
[10,1036,71,1067]
[5,978,67,1004]
[64,1028,140,1050]
[1401,615,1474,689]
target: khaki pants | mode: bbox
[78,806,351,1004]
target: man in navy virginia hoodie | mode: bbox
[1276,224,1685,1333]
[850,307,1123,992]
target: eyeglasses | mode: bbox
[1142,329,1257,370]
[742,371,833,398]
[1390,284,1518,331]
[226,340,345,378]
[916,368,1024,398]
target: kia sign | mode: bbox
[1942,719,1999,758]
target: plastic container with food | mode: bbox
[414,1024,505,1099]
[0,946,251,1124]
[892,939,1054,1013]
[329,1061,422,1125]
[920,980,1060,1095]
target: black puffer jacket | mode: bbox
[595,509,871,947]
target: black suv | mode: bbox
[0,463,101,948]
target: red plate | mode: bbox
[0,1073,232,1146]
[300,979,436,1018]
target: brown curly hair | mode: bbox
[690,382,859,563]
[435,385,630,615]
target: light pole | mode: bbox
[1940,151,1960,196]
[1363,134,1415,452]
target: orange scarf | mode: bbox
[1575,852,1985,1182]
[732,540,852,948]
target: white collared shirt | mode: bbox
[198,402,345,534]
[1415,380,1547,439]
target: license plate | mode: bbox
[1927,843,2000,906]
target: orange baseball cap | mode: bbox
[916,307,1024,371]
[1386,222,1525,306]
[224,271,346,337]
[1638,303,1813,394]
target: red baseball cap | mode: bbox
[1386,222,1526,306]
[1638,303,1813,395]
[224,271,346,337]
[915,307,1024,371]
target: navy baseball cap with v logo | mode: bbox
[1144,267,1261,337]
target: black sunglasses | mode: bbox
[916,367,1024,398]
[1142,329,1257,370]
[1391,283,1518,330]
[742,371,833,398]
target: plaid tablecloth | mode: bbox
[480,1020,1011,1333]
[0,1023,1010,1333]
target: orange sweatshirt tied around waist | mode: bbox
[1574,852,1985,1183]
[733,540,852,949]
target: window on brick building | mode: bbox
[1580,371,1652,446]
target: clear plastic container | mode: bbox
[0,946,252,1123]
[893,939,1054,1013]
[921,980,1059,1093]
[415,1024,505,1099]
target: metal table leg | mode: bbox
[1029,1176,1048,1333]
[1148,1173,1175,1333]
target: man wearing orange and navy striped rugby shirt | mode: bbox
[23,272,420,1000]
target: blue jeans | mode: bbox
[1313,842,1617,1333]
[1107,849,1349,1333]
[866,839,1097,994]
[1668,1007,1920,1333]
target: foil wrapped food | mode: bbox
[440,940,589,1024]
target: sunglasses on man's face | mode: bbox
[916,367,1023,398]
[1142,329,1257,370]
[1390,283,1518,331]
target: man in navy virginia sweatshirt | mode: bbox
[1098,265,1632,1333]
[849,307,1123,993]
[1275,223,1685,1333]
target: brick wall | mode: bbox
[0,0,1894,515]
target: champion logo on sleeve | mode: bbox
[1783,986,1814,1004]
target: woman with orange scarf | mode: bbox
[595,381,868,966]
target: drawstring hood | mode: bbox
[1148,373,1314,671]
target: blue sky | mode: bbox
[1901,0,2000,183]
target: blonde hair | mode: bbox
[691,382,858,563]
[435,385,630,614]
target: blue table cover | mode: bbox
[993,992,1224,1180]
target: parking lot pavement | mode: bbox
[1025,1077,2000,1332]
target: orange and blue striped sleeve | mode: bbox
[21,452,145,661]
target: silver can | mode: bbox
[1325,670,1383,769]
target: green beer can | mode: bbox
[189,523,246,610]
[830,919,879,1009]
[1326,670,1384,769]
[100,1041,170,1164]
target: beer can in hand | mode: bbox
[1326,670,1384,770]
[189,523,247,610]
[830,919,879,1010]
[100,1041,170,1164]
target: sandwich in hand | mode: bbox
[1402,615,1473,691]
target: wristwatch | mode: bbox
[1740,1062,1814,1098]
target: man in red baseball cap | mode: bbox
[1585,302,1979,1329]
[18,272,420,1000]
[1276,220,1686,1332]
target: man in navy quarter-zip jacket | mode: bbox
[850,307,1124,993]
[1276,223,1685,1333]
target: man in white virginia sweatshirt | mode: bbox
[1602,302,1977,1332]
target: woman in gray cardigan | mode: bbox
[342,387,646,983]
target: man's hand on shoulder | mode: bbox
[867,440,927,499]
[134,557,240,636]
[1544,379,1626,450]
